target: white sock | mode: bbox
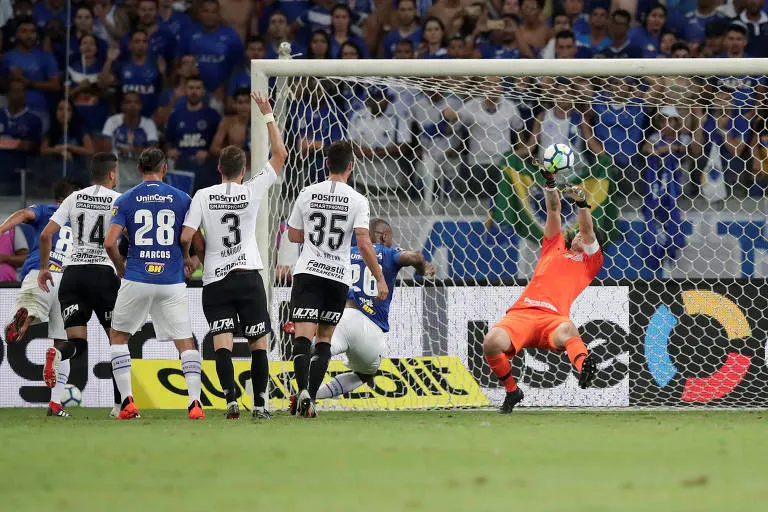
[180,350,202,406]
[110,344,133,401]
[316,372,364,399]
[50,359,71,404]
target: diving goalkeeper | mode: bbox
[483,163,602,413]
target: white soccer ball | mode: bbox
[61,384,82,407]
[542,143,575,174]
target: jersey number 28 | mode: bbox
[135,209,175,246]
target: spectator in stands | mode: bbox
[723,22,750,60]
[517,0,550,58]
[442,76,525,198]
[0,80,42,192]
[154,55,202,129]
[419,16,449,58]
[716,0,746,19]
[177,0,243,96]
[109,31,162,118]
[554,29,593,58]
[576,6,611,53]
[228,36,266,100]
[295,0,358,43]
[640,106,690,270]
[92,0,130,45]
[564,0,590,35]
[682,0,724,50]
[657,30,676,56]
[382,0,422,59]
[330,4,369,58]
[447,36,468,58]
[527,80,598,162]
[749,115,768,194]
[1,18,61,132]
[671,40,692,58]
[340,41,364,58]
[394,38,416,58]
[426,0,466,35]
[699,18,727,57]
[67,34,111,136]
[71,6,109,61]
[474,15,520,59]
[165,76,221,190]
[451,1,489,42]
[99,91,159,191]
[0,223,28,282]
[40,98,94,183]
[296,78,346,184]
[32,0,69,31]
[348,87,410,194]
[158,0,191,40]
[739,0,768,57]
[279,0,311,25]
[211,87,250,159]
[540,12,573,58]
[42,17,69,71]
[119,0,177,67]
[628,3,667,57]
[500,0,520,18]
[2,1,33,53]
[600,9,642,58]
[265,10,304,59]
[306,29,332,59]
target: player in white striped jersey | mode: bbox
[181,92,287,420]
[38,153,123,415]
[287,140,388,418]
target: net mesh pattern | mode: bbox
[263,71,768,408]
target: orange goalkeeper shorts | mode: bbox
[493,308,571,356]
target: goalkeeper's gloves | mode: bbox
[533,158,556,189]
[565,185,591,209]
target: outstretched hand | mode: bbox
[251,91,273,116]
[533,158,556,189]
[565,185,590,208]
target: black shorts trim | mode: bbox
[58,265,120,330]
[202,270,271,339]
[289,273,349,326]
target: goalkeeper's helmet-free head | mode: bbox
[565,227,605,251]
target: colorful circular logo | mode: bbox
[645,290,752,403]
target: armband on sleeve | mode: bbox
[583,239,600,256]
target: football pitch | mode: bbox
[0,409,764,512]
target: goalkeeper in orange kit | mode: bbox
[484,162,603,413]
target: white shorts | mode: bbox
[331,307,385,375]
[11,270,66,340]
[112,281,192,341]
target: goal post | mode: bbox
[251,56,768,409]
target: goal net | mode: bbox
[252,57,768,409]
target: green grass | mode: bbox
[0,409,765,512]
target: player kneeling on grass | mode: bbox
[316,219,435,401]
[484,163,603,413]
[104,148,204,420]
[1,179,79,416]
[181,92,288,420]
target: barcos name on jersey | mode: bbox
[137,194,175,203]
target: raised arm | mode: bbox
[398,250,435,277]
[536,159,561,239]
[0,208,36,235]
[355,228,388,301]
[251,91,288,175]
[566,185,595,245]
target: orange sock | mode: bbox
[486,354,518,392]
[565,336,588,372]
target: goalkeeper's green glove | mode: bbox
[533,158,556,189]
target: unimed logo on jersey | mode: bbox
[137,194,174,203]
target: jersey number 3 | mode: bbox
[308,213,347,250]
[135,209,176,246]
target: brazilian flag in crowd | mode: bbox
[490,152,620,244]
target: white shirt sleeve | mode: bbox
[276,229,300,267]
[101,115,118,138]
[287,194,304,230]
[353,196,371,230]
[142,118,159,143]
[13,226,28,252]
[182,192,204,230]
[583,238,600,256]
[507,102,524,131]
[49,194,71,227]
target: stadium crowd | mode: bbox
[0,0,767,281]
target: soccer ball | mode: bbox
[542,143,575,174]
[61,384,82,407]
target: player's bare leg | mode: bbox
[47,339,71,418]
[290,322,317,416]
[213,333,240,419]
[483,327,524,413]
[4,308,31,343]
[174,338,204,420]
[552,322,596,389]
[110,329,140,420]
[248,336,271,420]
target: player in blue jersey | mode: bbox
[316,219,434,401]
[104,147,204,420]
[0,180,80,416]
